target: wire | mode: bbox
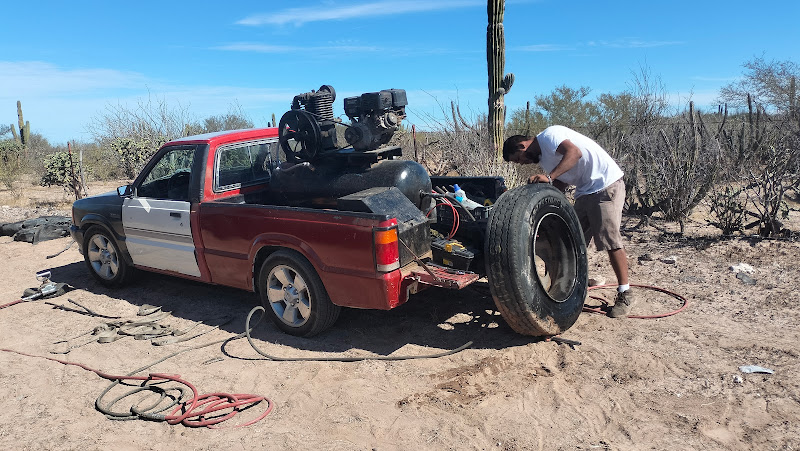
[245,306,472,362]
[426,191,461,239]
[582,283,688,319]
[441,198,460,239]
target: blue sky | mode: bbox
[2,0,798,145]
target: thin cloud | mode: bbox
[690,75,739,82]
[213,43,381,53]
[516,44,573,52]
[237,1,483,26]
[0,61,147,97]
[587,39,684,48]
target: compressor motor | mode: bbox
[278,85,407,163]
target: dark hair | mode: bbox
[502,135,531,161]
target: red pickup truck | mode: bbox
[71,87,588,337]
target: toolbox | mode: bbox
[431,238,476,271]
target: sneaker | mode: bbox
[609,289,636,318]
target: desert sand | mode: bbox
[1,183,798,450]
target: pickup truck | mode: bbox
[71,87,588,337]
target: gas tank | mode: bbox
[271,159,432,211]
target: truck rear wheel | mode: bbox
[484,184,588,336]
[257,250,341,337]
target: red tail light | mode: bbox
[374,220,400,272]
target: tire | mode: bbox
[484,184,588,336]
[257,250,341,337]
[83,226,134,288]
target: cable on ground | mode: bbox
[583,283,688,319]
[245,306,472,361]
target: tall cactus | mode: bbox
[487,0,514,158]
[16,101,30,147]
[10,124,19,143]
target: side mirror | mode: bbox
[117,185,133,197]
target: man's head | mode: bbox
[502,135,540,164]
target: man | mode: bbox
[502,125,634,317]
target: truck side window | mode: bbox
[216,140,278,191]
[137,147,195,201]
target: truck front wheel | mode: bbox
[485,184,588,336]
[83,226,134,288]
[257,250,341,337]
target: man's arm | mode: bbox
[528,139,582,187]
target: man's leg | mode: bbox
[608,248,629,286]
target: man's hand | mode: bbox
[528,174,551,184]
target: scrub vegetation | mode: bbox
[407,56,800,238]
[1,57,798,238]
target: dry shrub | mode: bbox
[398,101,524,187]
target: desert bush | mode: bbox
[111,136,168,179]
[623,104,721,232]
[0,139,23,190]
[707,185,748,235]
[40,149,85,199]
[743,131,800,236]
[184,102,254,135]
[404,100,524,188]
[88,95,191,177]
[40,151,72,187]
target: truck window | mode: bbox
[137,147,195,200]
[216,140,278,191]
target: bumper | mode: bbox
[70,225,84,255]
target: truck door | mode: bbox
[122,145,201,277]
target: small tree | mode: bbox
[719,56,800,114]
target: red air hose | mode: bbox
[1,348,273,429]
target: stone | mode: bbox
[736,272,757,286]
[588,276,606,287]
[729,263,755,274]
[660,255,677,264]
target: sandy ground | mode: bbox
[1,182,799,450]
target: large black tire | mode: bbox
[257,249,341,337]
[484,184,588,336]
[83,226,134,288]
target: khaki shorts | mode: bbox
[573,178,625,251]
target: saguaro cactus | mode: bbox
[16,101,30,147]
[487,0,514,158]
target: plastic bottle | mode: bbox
[453,184,466,203]
[452,184,482,209]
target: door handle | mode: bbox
[170,212,182,218]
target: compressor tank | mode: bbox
[271,159,433,212]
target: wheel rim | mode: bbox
[87,234,120,281]
[266,264,311,327]
[532,212,578,302]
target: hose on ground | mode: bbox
[245,306,473,361]
[583,283,688,319]
[1,305,474,428]
[1,328,273,429]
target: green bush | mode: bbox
[40,151,73,187]
[111,137,166,179]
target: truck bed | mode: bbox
[198,197,418,310]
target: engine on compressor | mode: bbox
[277,85,407,163]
